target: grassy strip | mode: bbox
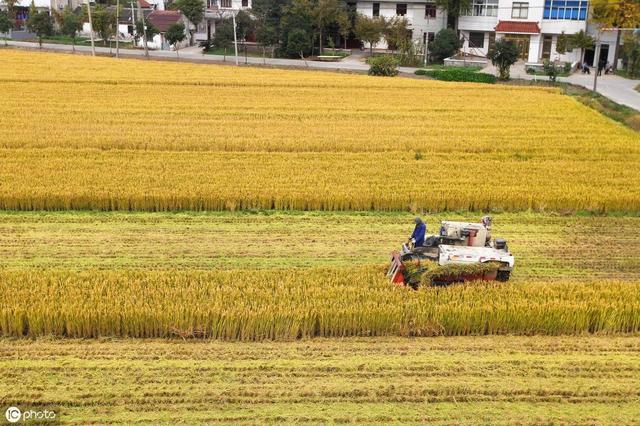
[1,267,639,339]
[1,336,639,424]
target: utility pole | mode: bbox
[116,0,120,58]
[137,0,148,58]
[86,0,96,56]
[232,10,238,65]
[593,41,599,92]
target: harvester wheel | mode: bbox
[496,270,511,282]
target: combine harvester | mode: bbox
[387,216,515,289]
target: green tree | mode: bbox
[165,21,186,57]
[354,13,384,55]
[280,0,312,57]
[234,10,253,41]
[591,0,640,70]
[310,0,341,53]
[135,19,159,46]
[434,0,471,28]
[174,0,204,45]
[384,16,410,53]
[286,27,311,58]
[489,38,519,80]
[570,30,594,64]
[555,31,571,55]
[429,28,461,63]
[334,7,351,49]
[3,0,18,27]
[213,19,234,60]
[91,5,116,46]
[61,8,82,52]
[26,4,53,48]
[0,10,12,46]
[622,32,640,77]
[252,0,286,48]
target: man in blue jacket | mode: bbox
[411,217,426,247]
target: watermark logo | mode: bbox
[4,406,56,423]
[5,407,21,423]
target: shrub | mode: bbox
[488,39,519,80]
[415,67,496,83]
[543,59,560,82]
[429,29,462,63]
[367,55,399,76]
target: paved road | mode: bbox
[4,40,640,110]
[2,40,420,73]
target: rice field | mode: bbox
[2,49,640,423]
[0,50,639,212]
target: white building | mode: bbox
[458,0,589,65]
[355,0,447,49]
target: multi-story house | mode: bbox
[458,0,589,65]
[355,0,447,49]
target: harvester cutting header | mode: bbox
[387,216,514,289]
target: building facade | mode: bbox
[355,0,447,49]
[458,0,589,65]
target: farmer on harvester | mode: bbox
[410,217,426,247]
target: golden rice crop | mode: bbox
[0,50,639,213]
[1,268,639,339]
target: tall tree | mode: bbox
[165,21,186,57]
[384,16,410,53]
[26,3,53,48]
[213,19,234,60]
[61,7,82,52]
[90,5,116,46]
[591,0,640,70]
[0,10,11,45]
[354,13,384,55]
[570,30,594,64]
[252,0,286,44]
[174,0,204,45]
[280,0,312,57]
[334,7,351,49]
[310,0,341,53]
[434,0,471,29]
[3,0,18,27]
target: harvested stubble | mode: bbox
[1,268,638,339]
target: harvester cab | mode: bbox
[387,216,514,289]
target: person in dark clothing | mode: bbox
[581,62,590,74]
[411,217,426,247]
[597,60,605,76]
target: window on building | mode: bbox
[206,0,217,7]
[373,2,380,16]
[221,0,231,7]
[470,0,498,17]
[242,0,248,6]
[396,3,407,16]
[425,3,436,18]
[422,32,435,44]
[543,0,588,20]
[511,2,528,18]
[469,32,484,48]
